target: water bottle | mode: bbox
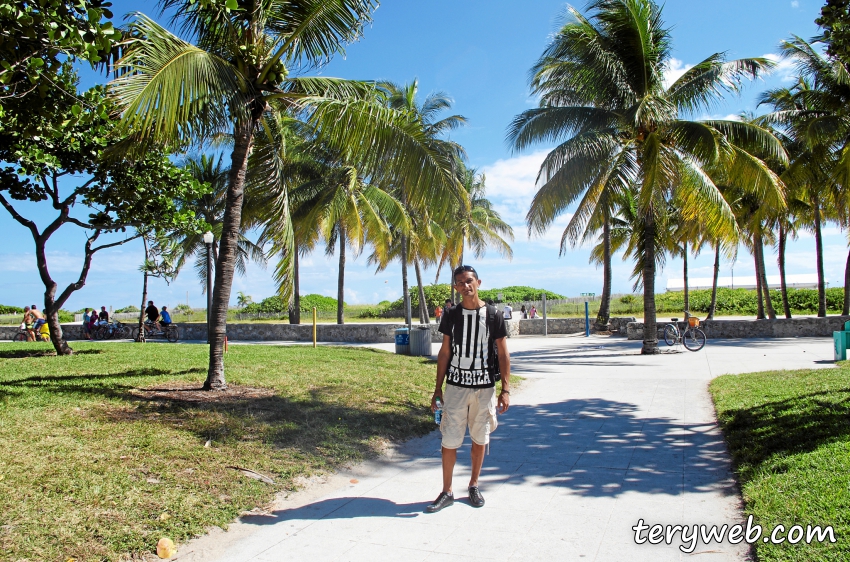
[434,397,443,425]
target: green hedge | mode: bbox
[656,287,844,315]
[0,305,24,314]
[377,284,567,317]
[243,294,341,314]
[115,305,140,314]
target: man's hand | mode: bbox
[497,391,510,414]
[431,388,443,413]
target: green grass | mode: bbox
[710,366,850,561]
[0,342,439,561]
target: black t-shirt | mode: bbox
[438,304,507,388]
[98,310,109,321]
[145,305,159,322]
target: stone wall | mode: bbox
[626,316,850,340]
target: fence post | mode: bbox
[585,301,590,337]
[313,307,317,348]
[542,293,548,336]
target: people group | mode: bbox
[21,305,46,342]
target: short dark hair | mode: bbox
[452,265,478,282]
[31,304,37,309]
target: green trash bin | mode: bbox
[834,331,850,361]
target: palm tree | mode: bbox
[759,37,850,317]
[382,80,467,324]
[436,163,514,298]
[509,0,784,353]
[291,162,408,324]
[110,2,461,388]
[176,154,267,292]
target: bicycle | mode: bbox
[663,313,706,351]
[94,321,130,340]
[133,321,179,343]
[13,323,50,343]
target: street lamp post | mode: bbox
[203,231,214,344]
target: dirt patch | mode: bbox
[129,383,275,404]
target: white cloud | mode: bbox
[791,1,799,8]
[763,53,797,82]
[663,58,694,89]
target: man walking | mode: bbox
[427,265,511,513]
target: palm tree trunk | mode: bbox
[707,244,720,320]
[757,234,777,319]
[641,215,659,354]
[137,236,149,341]
[682,242,691,320]
[205,117,256,390]
[778,223,791,318]
[289,248,301,324]
[754,239,765,320]
[814,200,827,317]
[400,234,411,325]
[843,247,850,316]
[596,213,612,329]
[414,258,429,324]
[337,228,346,325]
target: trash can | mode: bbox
[410,325,433,357]
[394,327,410,355]
[834,330,850,361]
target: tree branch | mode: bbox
[91,233,143,253]
[0,192,39,239]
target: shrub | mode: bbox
[619,294,636,304]
[0,305,24,314]
[115,305,140,313]
[656,287,844,315]
[172,303,192,314]
[58,309,74,322]
[243,294,340,315]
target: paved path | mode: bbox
[177,336,836,562]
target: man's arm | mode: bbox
[496,337,511,414]
[432,334,453,412]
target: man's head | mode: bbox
[452,265,481,300]
[31,304,37,310]
[162,306,167,311]
[444,299,453,307]
[23,306,29,312]
[148,301,153,306]
[101,306,106,311]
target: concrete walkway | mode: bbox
[177,336,836,562]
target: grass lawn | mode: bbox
[0,342,440,561]
[710,366,850,561]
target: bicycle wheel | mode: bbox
[118,325,130,338]
[13,332,27,342]
[683,328,706,351]
[93,326,106,340]
[132,327,141,341]
[166,326,179,343]
[663,325,679,346]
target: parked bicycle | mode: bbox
[93,321,131,340]
[132,320,179,343]
[663,313,706,351]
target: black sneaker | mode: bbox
[425,491,454,513]
[468,486,485,507]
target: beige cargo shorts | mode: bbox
[440,384,498,449]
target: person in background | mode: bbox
[145,300,160,331]
[529,305,537,319]
[520,305,527,319]
[30,305,46,337]
[21,306,33,341]
[159,305,173,327]
[435,304,444,321]
[82,308,93,340]
[444,299,454,314]
[88,308,99,333]
[503,303,513,320]
[98,306,110,324]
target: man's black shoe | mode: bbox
[468,486,485,507]
[425,491,454,513]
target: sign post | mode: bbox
[542,293,548,336]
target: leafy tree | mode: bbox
[0,0,117,105]
[0,70,204,354]
[236,291,253,308]
[110,1,460,389]
[817,0,850,62]
[509,0,783,353]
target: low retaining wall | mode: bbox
[0,316,637,343]
[626,316,850,340]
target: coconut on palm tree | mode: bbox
[509,0,784,353]
[110,2,461,388]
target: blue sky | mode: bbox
[0,0,833,311]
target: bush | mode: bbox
[243,294,341,315]
[384,284,567,314]
[478,286,566,302]
[115,305,140,314]
[172,303,192,314]
[0,305,24,314]
[619,294,636,304]
[656,287,844,315]
[58,309,74,323]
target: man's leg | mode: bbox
[469,442,486,487]
[441,446,457,493]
